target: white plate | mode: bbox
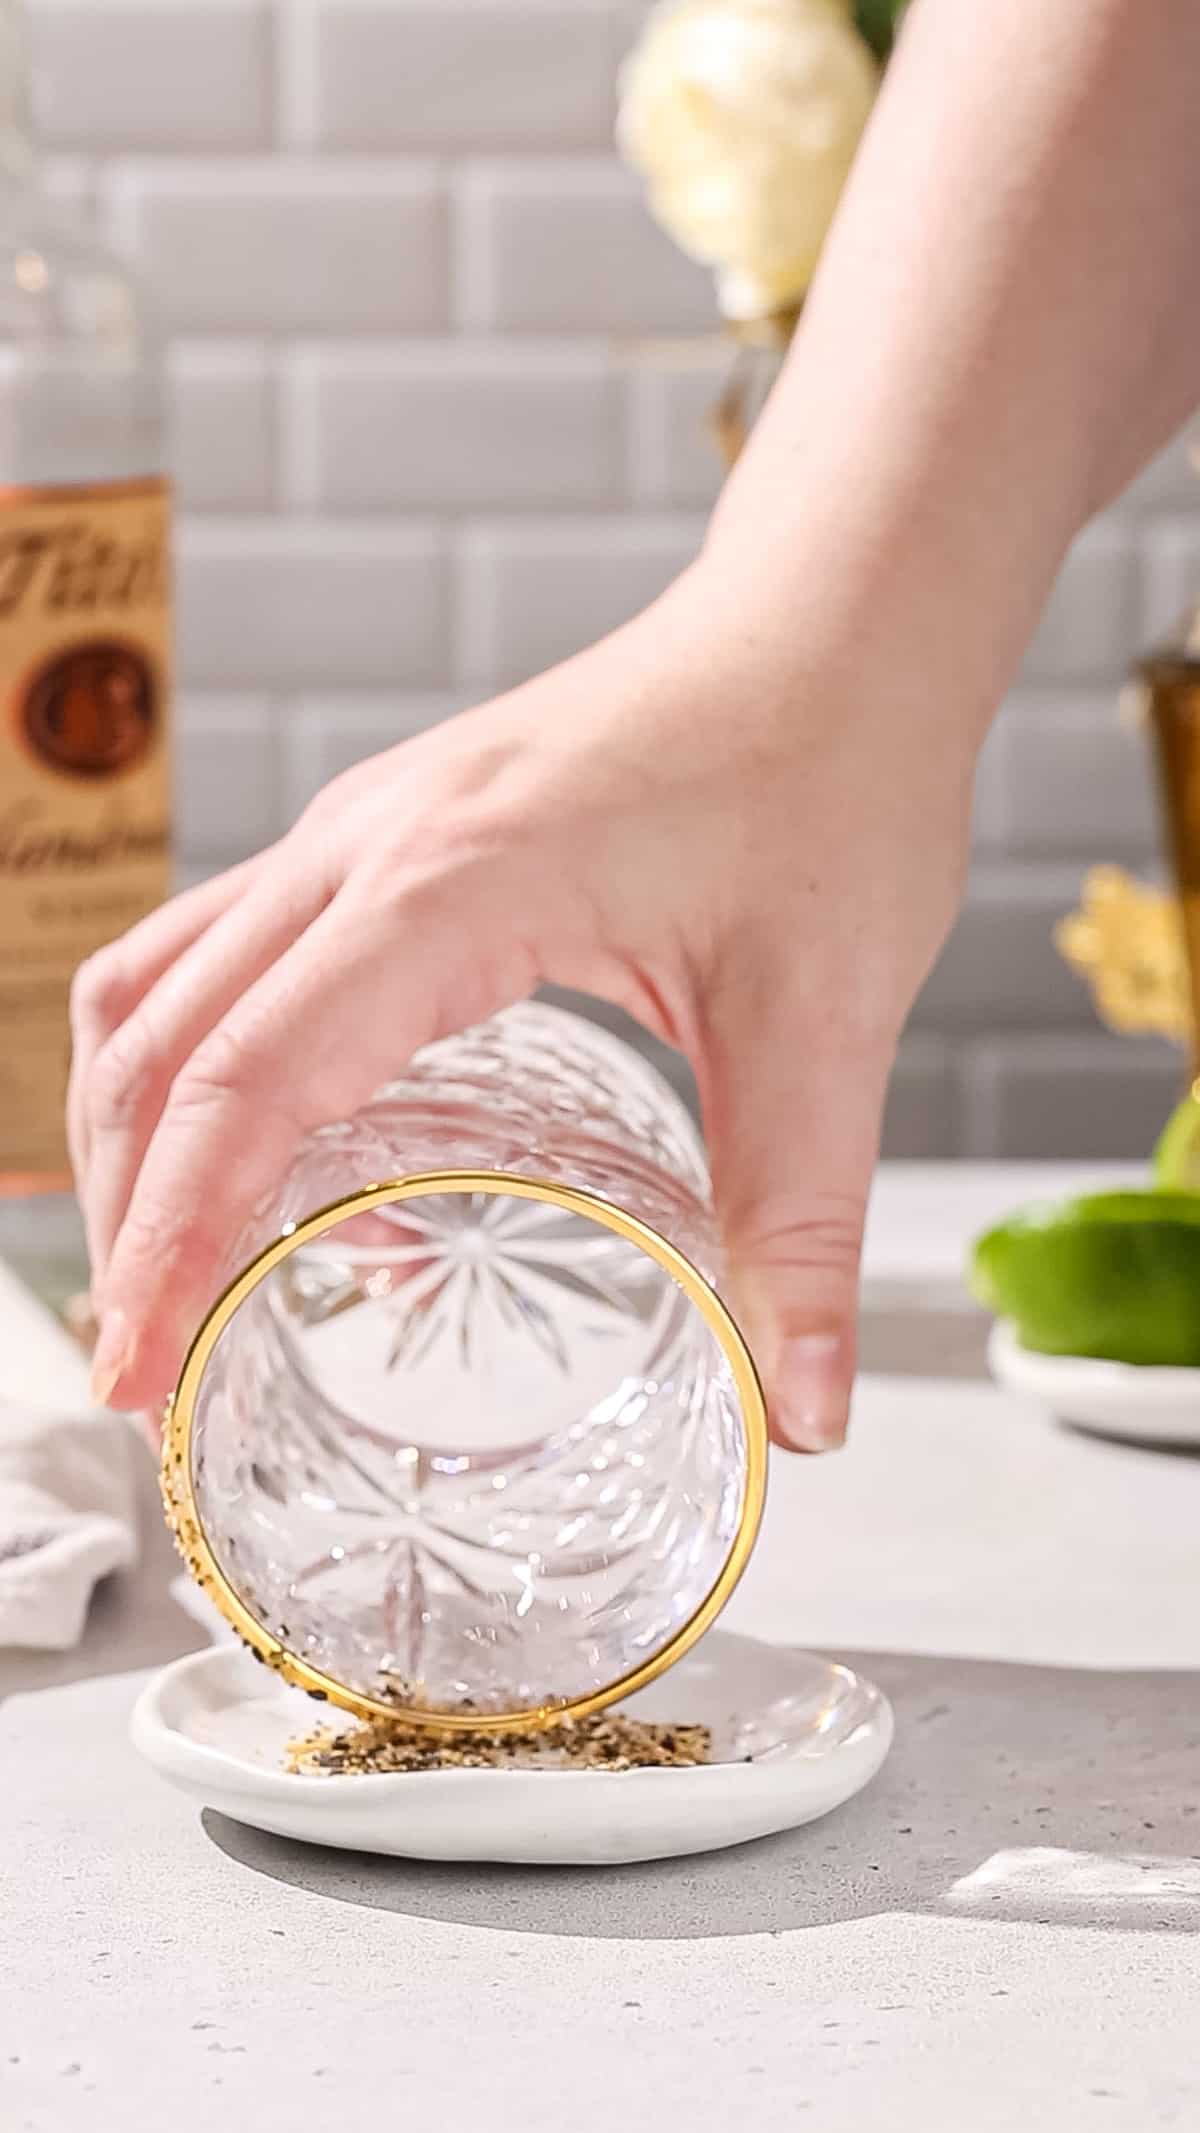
[989,1320,1200,1446]
[131,1635,893,1866]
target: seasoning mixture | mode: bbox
[285,1710,713,1775]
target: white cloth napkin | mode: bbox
[0,1256,140,1651]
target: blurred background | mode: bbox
[24,0,1196,1157]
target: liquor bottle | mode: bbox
[1133,597,1200,1072]
[0,0,171,1193]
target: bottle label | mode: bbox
[0,475,172,1185]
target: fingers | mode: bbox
[79,857,336,1296]
[67,855,267,1203]
[90,879,520,1413]
[701,968,894,1456]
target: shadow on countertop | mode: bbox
[203,1647,1200,1942]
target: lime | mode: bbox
[1153,1089,1200,1191]
[970,1190,1200,1366]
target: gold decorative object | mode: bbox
[708,307,800,465]
[1055,868,1190,1045]
[1056,558,1200,1076]
[1138,640,1200,1067]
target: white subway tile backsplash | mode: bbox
[1140,519,1200,648]
[281,691,471,820]
[24,3,1194,1157]
[1114,431,1200,518]
[961,1034,1181,1160]
[286,0,619,153]
[170,343,274,511]
[880,1038,959,1160]
[173,860,220,896]
[178,520,447,689]
[912,865,1096,1032]
[104,159,447,333]
[1021,524,1138,684]
[977,690,1157,859]
[176,694,280,863]
[285,341,619,511]
[626,346,728,508]
[32,0,272,152]
[454,160,713,334]
[456,514,704,687]
[968,716,1008,852]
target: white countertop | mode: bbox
[3,1164,1196,2133]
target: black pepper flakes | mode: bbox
[284,1710,712,1776]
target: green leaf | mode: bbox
[854,0,907,63]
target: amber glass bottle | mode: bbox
[1139,616,1200,1065]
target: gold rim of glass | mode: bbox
[161,1169,769,1736]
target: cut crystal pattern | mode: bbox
[190,1004,751,1716]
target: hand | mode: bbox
[69,0,1200,1446]
[70,560,974,1445]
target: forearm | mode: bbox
[702,0,1200,735]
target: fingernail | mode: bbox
[775,1332,849,1452]
[90,1307,134,1408]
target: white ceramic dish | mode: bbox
[131,1634,893,1866]
[989,1320,1200,1447]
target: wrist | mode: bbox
[667,530,987,779]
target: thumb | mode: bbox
[701,986,893,1455]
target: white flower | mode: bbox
[618,0,879,322]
